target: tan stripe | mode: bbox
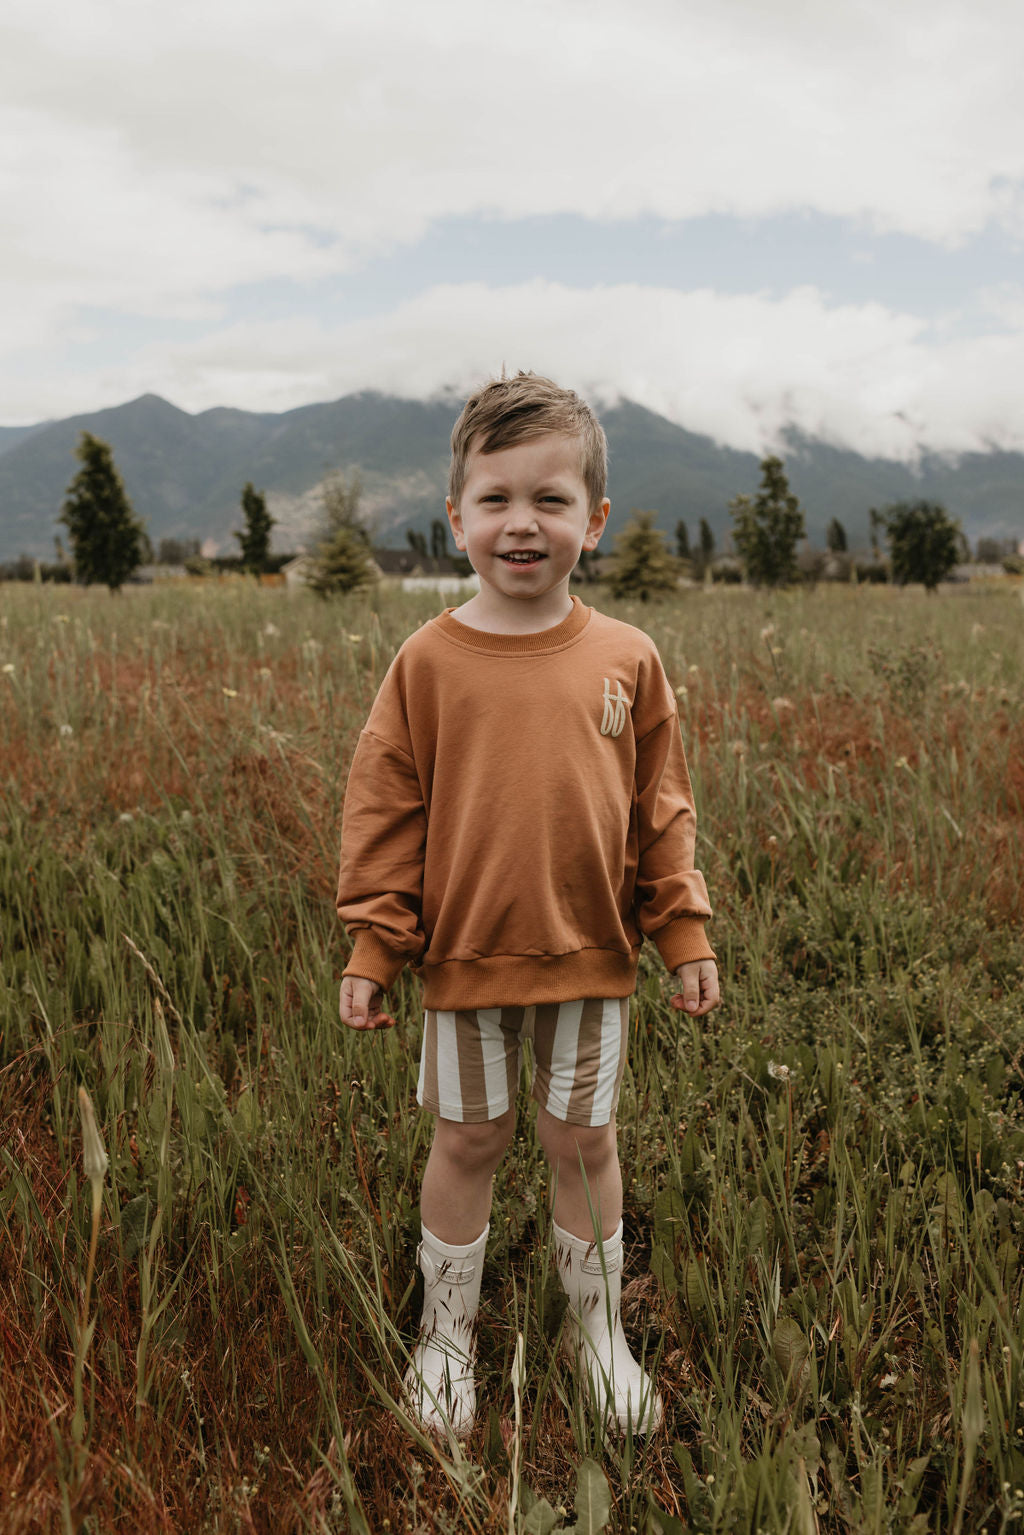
[454,1009,487,1120]
[566,998,604,1124]
[500,1007,525,1112]
[422,1009,440,1113]
[531,1004,559,1082]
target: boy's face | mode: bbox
[446,432,609,619]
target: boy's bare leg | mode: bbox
[538,1108,660,1433]
[535,1109,621,1240]
[420,1109,516,1245]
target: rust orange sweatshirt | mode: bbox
[337,597,713,1009]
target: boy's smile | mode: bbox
[446,433,609,633]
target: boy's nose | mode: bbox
[505,500,539,531]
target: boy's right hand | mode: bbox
[339,975,395,1031]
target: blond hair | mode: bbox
[448,373,608,511]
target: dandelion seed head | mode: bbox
[767,1061,791,1082]
[78,1086,109,1187]
[59,723,73,737]
[222,686,239,698]
[1,663,14,674]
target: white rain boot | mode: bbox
[404,1222,488,1440]
[553,1218,663,1436]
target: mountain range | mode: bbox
[0,391,1022,562]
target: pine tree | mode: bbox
[730,455,805,588]
[606,511,680,602]
[430,519,449,562]
[234,483,275,572]
[826,517,848,553]
[307,471,376,596]
[60,433,146,592]
[675,519,691,561]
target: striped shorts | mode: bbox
[417,998,629,1127]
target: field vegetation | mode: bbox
[1,578,1023,1533]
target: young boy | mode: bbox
[337,373,718,1440]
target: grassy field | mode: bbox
[1,577,1023,1534]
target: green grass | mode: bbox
[1,577,1023,1532]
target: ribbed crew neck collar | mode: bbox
[434,595,591,653]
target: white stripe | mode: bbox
[546,999,584,1120]
[417,1026,427,1105]
[434,1009,464,1120]
[590,999,624,1127]
[478,1007,513,1117]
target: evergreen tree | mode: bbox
[606,511,680,602]
[406,528,428,560]
[697,518,715,580]
[234,483,275,572]
[826,517,848,553]
[60,432,146,592]
[884,501,962,592]
[430,518,449,561]
[307,526,377,596]
[675,519,691,562]
[730,455,805,588]
[307,471,376,596]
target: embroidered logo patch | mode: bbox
[600,678,628,738]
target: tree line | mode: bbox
[606,455,988,600]
[6,430,1015,596]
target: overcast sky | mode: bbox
[3,0,1024,461]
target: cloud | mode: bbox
[3,0,1024,450]
[24,279,1023,461]
[3,0,1024,328]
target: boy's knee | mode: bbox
[537,1112,616,1170]
[435,1110,515,1172]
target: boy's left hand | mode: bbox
[670,959,720,1017]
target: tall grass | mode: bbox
[1,578,1022,1532]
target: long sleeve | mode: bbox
[336,724,428,991]
[334,601,714,1010]
[632,702,715,972]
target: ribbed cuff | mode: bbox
[343,930,408,991]
[652,917,716,973]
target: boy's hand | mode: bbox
[339,975,395,1031]
[670,959,720,1017]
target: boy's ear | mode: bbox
[583,498,610,551]
[446,497,467,551]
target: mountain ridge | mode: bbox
[0,391,1021,561]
